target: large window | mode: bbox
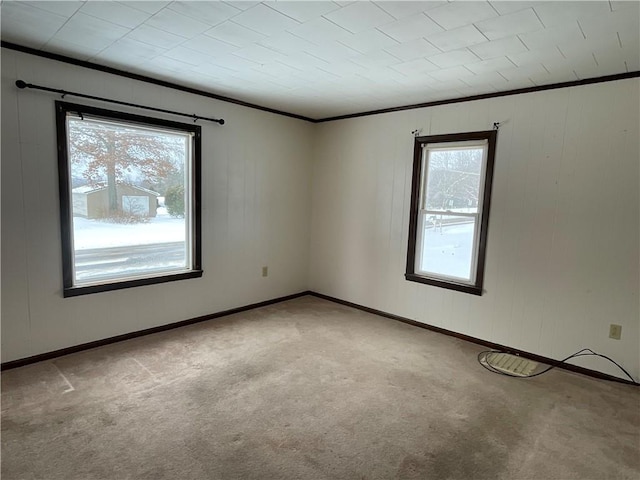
[56,101,202,297]
[406,131,497,295]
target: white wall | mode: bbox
[3,49,638,381]
[1,49,313,362]
[310,79,640,380]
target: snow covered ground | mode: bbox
[419,222,475,280]
[73,208,186,250]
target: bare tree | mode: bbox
[69,119,183,214]
[426,148,482,211]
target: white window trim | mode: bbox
[415,140,489,285]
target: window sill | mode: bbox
[405,273,483,296]
[63,270,203,297]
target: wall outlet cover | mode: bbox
[609,324,622,340]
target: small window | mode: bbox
[56,101,202,297]
[406,131,497,295]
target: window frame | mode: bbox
[55,101,202,297]
[405,130,497,296]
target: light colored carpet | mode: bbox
[2,296,639,479]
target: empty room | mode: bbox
[1,1,639,479]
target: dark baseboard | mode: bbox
[308,292,638,386]
[4,290,636,386]
[1,291,311,371]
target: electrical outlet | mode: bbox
[609,324,622,340]
[262,266,268,277]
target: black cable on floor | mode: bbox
[477,348,639,386]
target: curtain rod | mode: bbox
[15,80,225,125]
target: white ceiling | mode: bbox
[2,1,639,119]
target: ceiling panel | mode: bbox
[533,1,612,28]
[338,29,399,54]
[96,37,167,63]
[50,13,131,50]
[303,41,359,61]
[461,71,508,87]
[45,37,105,60]
[376,13,443,43]
[488,1,539,16]
[233,43,288,63]
[266,1,340,23]
[475,9,543,40]
[204,21,267,47]
[182,34,240,57]
[24,1,83,17]
[498,63,546,82]
[1,0,637,119]
[469,36,528,60]
[225,1,260,11]
[428,49,480,68]
[391,58,438,75]
[315,59,367,76]
[578,6,640,40]
[163,45,217,66]
[79,2,152,29]
[1,2,69,48]
[229,3,300,36]
[465,56,515,75]
[323,2,395,33]
[350,49,401,68]
[126,24,186,49]
[429,65,475,82]
[383,38,441,61]
[375,1,447,20]
[121,2,171,15]
[425,1,497,30]
[145,8,211,38]
[288,17,352,43]
[259,31,316,54]
[146,54,194,73]
[518,22,585,51]
[426,24,488,51]
[167,1,241,25]
[508,46,565,68]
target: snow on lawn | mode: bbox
[73,209,186,250]
[420,222,475,280]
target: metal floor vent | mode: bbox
[483,352,539,377]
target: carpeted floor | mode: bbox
[2,296,639,480]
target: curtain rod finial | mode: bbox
[15,80,27,89]
[218,119,225,125]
